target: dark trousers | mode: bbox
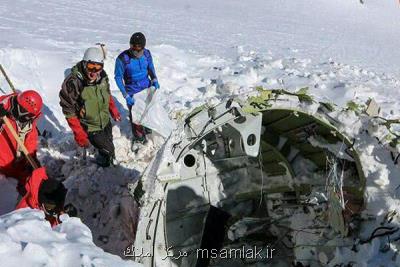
[88,122,115,159]
[0,164,31,196]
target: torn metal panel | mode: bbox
[133,94,368,267]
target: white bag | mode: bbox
[130,87,174,138]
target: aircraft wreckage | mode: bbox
[128,88,399,266]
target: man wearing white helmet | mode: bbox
[59,47,121,167]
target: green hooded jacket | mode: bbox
[60,61,111,132]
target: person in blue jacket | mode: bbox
[114,32,160,144]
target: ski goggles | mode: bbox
[86,62,103,72]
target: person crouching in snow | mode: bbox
[16,166,67,227]
[114,32,160,146]
[60,47,121,167]
[0,90,42,195]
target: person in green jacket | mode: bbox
[59,47,121,167]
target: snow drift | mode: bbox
[0,209,141,267]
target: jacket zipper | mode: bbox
[96,85,103,129]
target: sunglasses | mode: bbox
[42,203,59,217]
[86,62,103,72]
[130,44,144,51]
[16,103,37,121]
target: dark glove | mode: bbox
[64,203,78,217]
[0,104,9,117]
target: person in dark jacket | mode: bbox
[60,47,121,167]
[114,32,159,145]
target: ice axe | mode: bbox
[0,64,17,93]
[0,116,40,169]
[95,43,107,60]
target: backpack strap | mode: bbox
[123,53,130,65]
[117,50,131,67]
[143,49,151,61]
[118,50,132,84]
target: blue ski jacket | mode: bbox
[114,49,157,96]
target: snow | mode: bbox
[0,0,400,266]
[0,209,140,267]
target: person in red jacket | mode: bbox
[0,90,42,194]
[16,166,67,227]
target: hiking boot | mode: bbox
[130,135,148,152]
[133,135,147,144]
[95,154,113,168]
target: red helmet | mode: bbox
[16,90,43,116]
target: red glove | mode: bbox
[109,96,121,122]
[66,117,90,147]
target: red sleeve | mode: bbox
[109,96,120,119]
[16,167,48,210]
[0,94,15,110]
[67,116,87,138]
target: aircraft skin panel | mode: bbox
[133,92,369,267]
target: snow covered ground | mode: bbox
[1,0,400,123]
[1,0,400,266]
[0,209,140,267]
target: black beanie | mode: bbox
[130,32,146,47]
[39,179,67,207]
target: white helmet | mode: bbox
[82,47,104,64]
